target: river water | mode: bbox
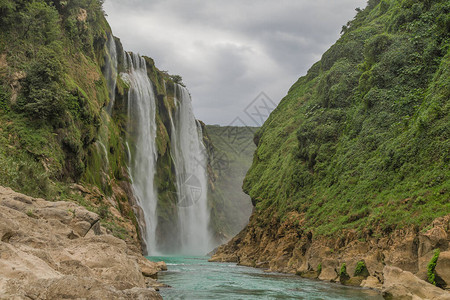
[148,256,383,300]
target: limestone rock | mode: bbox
[436,251,450,289]
[382,266,450,300]
[0,186,162,299]
[209,251,239,263]
[138,256,166,278]
[383,235,419,273]
[318,259,338,282]
[145,277,170,291]
[361,276,382,290]
[156,261,168,271]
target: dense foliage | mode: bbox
[0,0,139,240]
[0,0,110,195]
[427,249,440,285]
[244,0,450,237]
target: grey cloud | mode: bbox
[104,0,367,125]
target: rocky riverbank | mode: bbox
[211,211,450,299]
[0,186,166,299]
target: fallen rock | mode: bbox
[382,266,450,300]
[361,275,382,290]
[145,277,171,291]
[0,186,162,299]
[318,259,338,282]
[138,256,160,278]
[156,261,168,271]
[436,251,450,289]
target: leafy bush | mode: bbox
[339,263,350,282]
[354,260,369,277]
[18,47,68,122]
[427,249,440,285]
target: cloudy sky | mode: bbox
[104,0,367,126]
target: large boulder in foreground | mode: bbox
[382,266,450,300]
[436,251,450,289]
[0,186,162,299]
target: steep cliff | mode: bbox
[0,0,220,254]
[0,186,165,299]
[212,0,450,293]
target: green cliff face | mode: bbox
[0,0,144,243]
[244,0,449,236]
[0,0,220,250]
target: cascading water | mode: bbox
[107,46,211,255]
[170,84,212,255]
[105,33,118,114]
[121,52,158,255]
[96,33,117,178]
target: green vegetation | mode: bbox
[206,125,257,237]
[0,0,143,243]
[244,0,450,237]
[427,249,440,285]
[0,0,111,196]
[339,263,350,282]
[317,263,322,274]
[354,261,369,277]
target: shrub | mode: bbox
[19,47,68,122]
[427,249,440,285]
[317,263,322,274]
[354,260,369,277]
[339,263,350,283]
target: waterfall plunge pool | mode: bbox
[148,256,383,300]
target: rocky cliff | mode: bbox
[212,0,450,297]
[0,186,166,299]
[0,0,225,254]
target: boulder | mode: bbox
[383,236,419,273]
[361,276,382,290]
[145,277,170,291]
[419,227,448,257]
[436,251,450,289]
[318,259,338,282]
[138,257,160,278]
[0,186,163,299]
[156,261,168,271]
[382,266,450,300]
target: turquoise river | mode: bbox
[148,256,383,300]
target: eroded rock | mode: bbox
[382,266,450,300]
[0,186,162,299]
[436,251,450,289]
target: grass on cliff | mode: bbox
[0,0,142,243]
[244,0,450,237]
[0,0,111,196]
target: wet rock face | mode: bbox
[0,186,163,300]
[211,212,450,298]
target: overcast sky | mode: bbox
[104,0,367,126]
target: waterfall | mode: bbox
[121,52,158,255]
[105,33,118,114]
[116,49,211,255]
[170,84,212,255]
